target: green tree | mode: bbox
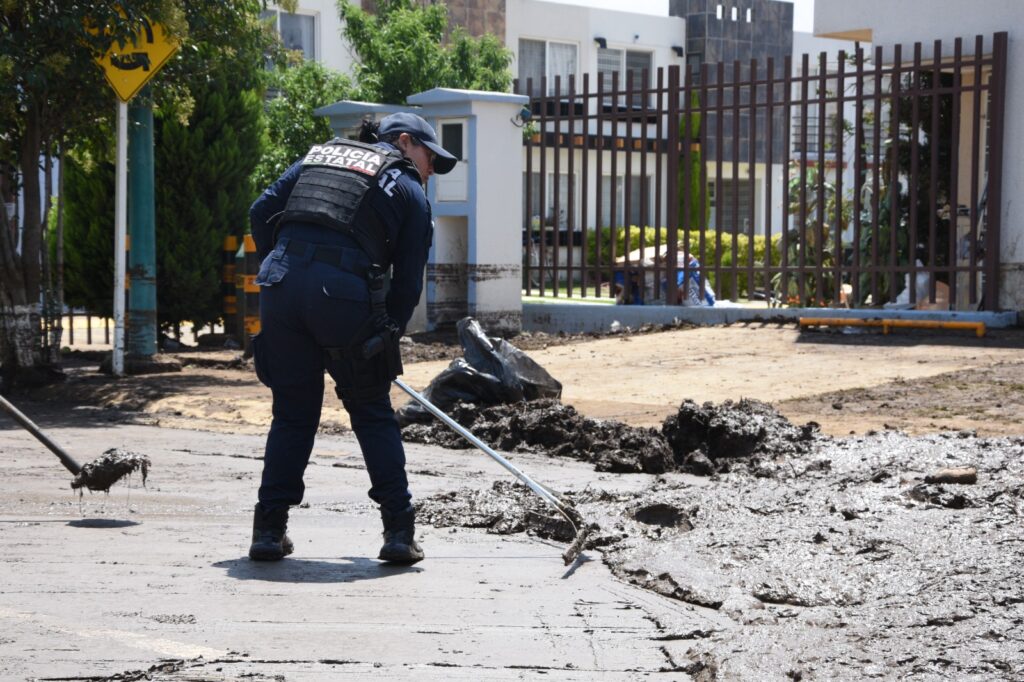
[153,69,264,330]
[254,59,352,191]
[776,163,852,306]
[62,142,117,317]
[339,0,512,104]
[0,1,271,385]
[0,1,181,385]
[62,33,268,334]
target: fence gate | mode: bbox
[516,32,1007,311]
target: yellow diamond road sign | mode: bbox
[94,18,178,102]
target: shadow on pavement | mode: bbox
[560,553,595,579]
[213,556,422,583]
[793,326,1024,349]
[0,370,261,432]
[66,519,140,529]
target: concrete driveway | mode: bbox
[0,416,714,680]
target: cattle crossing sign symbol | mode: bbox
[93,17,178,102]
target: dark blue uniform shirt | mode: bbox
[249,142,433,335]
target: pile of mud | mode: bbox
[403,397,820,476]
[662,398,821,475]
[417,481,697,553]
[401,399,675,474]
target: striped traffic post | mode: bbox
[222,235,238,337]
[235,235,260,351]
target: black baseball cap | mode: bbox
[379,112,458,175]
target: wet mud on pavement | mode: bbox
[416,399,1024,680]
[72,447,151,492]
[9,326,1024,679]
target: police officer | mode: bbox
[247,112,457,564]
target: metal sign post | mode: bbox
[91,16,178,375]
[113,99,128,376]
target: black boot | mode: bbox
[249,503,294,561]
[378,505,424,564]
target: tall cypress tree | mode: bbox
[154,71,263,328]
[62,145,117,316]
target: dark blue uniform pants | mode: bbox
[252,228,411,515]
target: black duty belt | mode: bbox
[284,239,369,277]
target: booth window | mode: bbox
[441,122,464,161]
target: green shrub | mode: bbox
[584,225,782,299]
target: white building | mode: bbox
[291,0,1013,312]
[509,0,687,234]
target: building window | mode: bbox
[791,113,840,155]
[518,39,578,96]
[601,175,650,228]
[441,122,464,161]
[262,9,317,61]
[524,172,577,230]
[708,180,753,232]
[597,48,652,108]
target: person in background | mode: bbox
[246,112,457,564]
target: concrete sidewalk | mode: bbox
[0,419,714,680]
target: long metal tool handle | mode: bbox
[393,379,578,532]
[0,394,83,475]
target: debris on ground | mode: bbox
[418,480,579,543]
[924,465,978,484]
[402,399,675,474]
[404,396,822,477]
[397,318,562,425]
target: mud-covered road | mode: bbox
[9,322,1024,679]
[417,399,1024,679]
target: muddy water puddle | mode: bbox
[415,399,1024,679]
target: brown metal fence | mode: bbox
[61,234,249,348]
[62,312,222,348]
[516,32,1007,310]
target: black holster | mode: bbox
[362,269,403,379]
[323,268,403,402]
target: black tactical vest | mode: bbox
[280,139,412,266]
